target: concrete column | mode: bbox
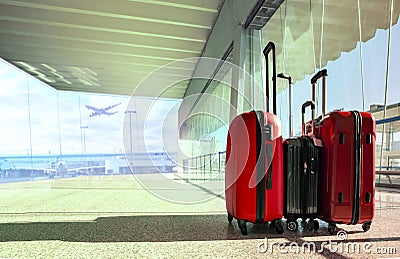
[229,26,247,122]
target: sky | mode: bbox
[0,59,180,156]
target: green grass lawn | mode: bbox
[0,174,226,223]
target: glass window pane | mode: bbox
[0,60,30,156]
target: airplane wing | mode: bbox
[31,167,57,172]
[11,165,57,172]
[85,105,100,112]
[13,165,104,175]
[66,165,104,173]
[105,111,118,116]
[104,102,121,111]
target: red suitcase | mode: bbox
[225,42,284,235]
[311,70,376,234]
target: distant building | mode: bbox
[0,152,177,179]
[370,102,400,168]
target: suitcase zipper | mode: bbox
[255,111,265,223]
[351,111,362,224]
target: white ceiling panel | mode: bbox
[0,0,224,98]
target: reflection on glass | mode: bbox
[0,58,180,182]
[262,0,400,175]
[178,71,232,183]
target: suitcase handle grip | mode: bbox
[263,42,277,115]
[310,69,328,84]
[311,69,328,116]
[277,73,292,85]
[302,101,315,135]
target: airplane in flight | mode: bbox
[85,102,121,117]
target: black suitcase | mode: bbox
[283,101,323,231]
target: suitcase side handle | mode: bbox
[263,41,277,115]
[302,101,315,135]
[265,143,273,190]
[310,69,328,116]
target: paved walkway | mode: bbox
[0,175,399,258]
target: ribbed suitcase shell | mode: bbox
[316,111,376,225]
[284,136,322,221]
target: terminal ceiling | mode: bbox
[0,0,224,98]
[0,0,399,98]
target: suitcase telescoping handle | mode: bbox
[277,73,293,137]
[263,42,277,115]
[302,101,315,135]
[311,69,328,116]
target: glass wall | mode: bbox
[0,59,130,181]
[0,58,184,214]
[178,55,233,181]
[261,0,400,174]
[0,61,31,157]
[0,58,184,160]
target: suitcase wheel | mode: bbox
[328,223,337,235]
[287,220,298,231]
[307,219,319,231]
[362,222,371,232]
[237,219,247,235]
[227,213,233,224]
[273,219,284,234]
[313,219,320,231]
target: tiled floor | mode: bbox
[0,175,399,258]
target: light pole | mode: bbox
[80,126,89,153]
[80,125,88,170]
[125,110,137,172]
